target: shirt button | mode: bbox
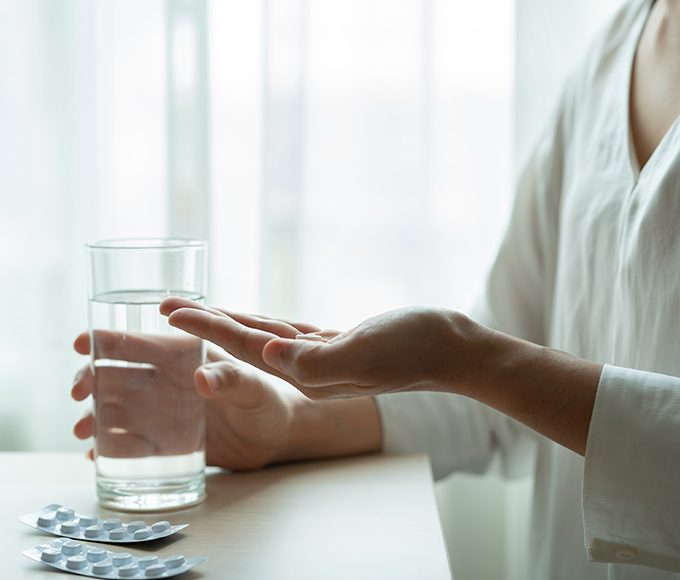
[615,547,638,561]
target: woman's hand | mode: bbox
[160,298,489,399]
[71,331,302,470]
[160,297,604,456]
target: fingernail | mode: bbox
[202,367,222,393]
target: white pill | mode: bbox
[61,540,82,555]
[119,563,140,577]
[164,555,185,568]
[126,520,146,533]
[145,563,167,577]
[85,525,104,538]
[295,332,328,342]
[79,515,98,527]
[102,518,122,530]
[40,548,62,563]
[87,547,107,562]
[108,527,129,540]
[37,514,56,527]
[93,561,114,575]
[56,507,74,520]
[59,520,80,534]
[151,521,170,533]
[133,527,153,540]
[66,555,88,570]
[138,555,159,568]
[112,553,133,567]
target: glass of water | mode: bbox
[86,238,208,511]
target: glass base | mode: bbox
[97,475,205,512]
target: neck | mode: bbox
[659,0,680,25]
[651,0,680,50]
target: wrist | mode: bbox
[436,309,547,401]
[274,394,382,464]
[274,393,330,463]
[478,329,545,402]
[436,310,504,396]
[460,324,602,454]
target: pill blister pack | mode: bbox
[20,504,188,543]
[24,537,205,579]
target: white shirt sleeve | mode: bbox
[377,392,537,480]
[377,84,575,481]
[583,364,680,573]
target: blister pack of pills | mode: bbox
[20,505,188,543]
[24,538,205,578]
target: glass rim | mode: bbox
[86,237,208,251]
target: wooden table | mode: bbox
[0,453,452,579]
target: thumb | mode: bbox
[194,360,266,407]
[262,337,346,386]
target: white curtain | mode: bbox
[209,0,516,324]
[0,0,620,577]
[0,0,517,451]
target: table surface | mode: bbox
[1,452,452,579]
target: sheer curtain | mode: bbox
[209,0,514,325]
[0,0,170,452]
[0,0,511,446]
[1,0,620,577]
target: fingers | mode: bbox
[74,332,91,355]
[92,366,161,397]
[160,296,219,318]
[166,307,278,372]
[72,367,94,401]
[94,397,202,456]
[216,309,321,336]
[162,297,304,339]
[213,310,306,339]
[162,298,338,389]
[73,365,158,399]
[74,412,94,439]
[159,295,197,315]
[91,330,199,366]
[96,431,157,458]
[72,401,160,457]
[162,296,321,338]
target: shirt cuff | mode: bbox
[583,364,680,573]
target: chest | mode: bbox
[629,9,680,169]
[550,152,680,369]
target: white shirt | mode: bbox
[376,1,680,578]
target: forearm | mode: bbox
[459,322,603,456]
[276,395,382,463]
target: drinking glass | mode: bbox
[86,238,208,511]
